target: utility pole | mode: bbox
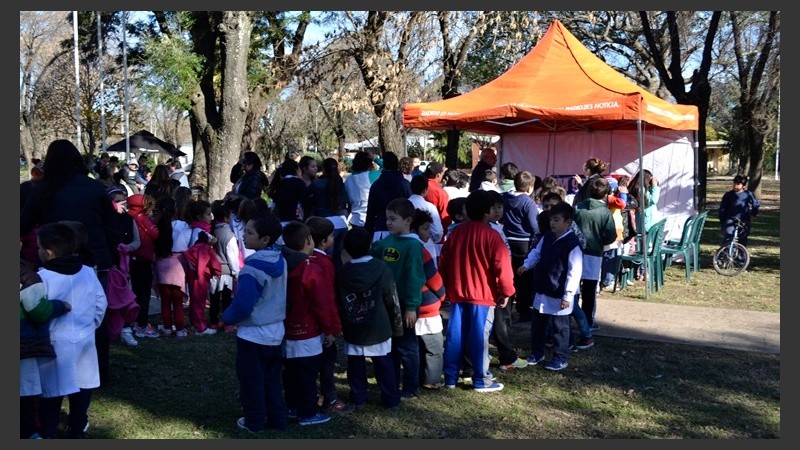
[73,11,82,149]
[775,86,780,180]
[98,12,106,151]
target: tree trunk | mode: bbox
[206,12,253,202]
[377,108,404,156]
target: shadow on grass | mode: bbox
[85,319,779,438]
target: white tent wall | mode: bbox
[499,129,696,242]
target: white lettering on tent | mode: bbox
[564,101,620,111]
[646,104,696,121]
[420,110,460,117]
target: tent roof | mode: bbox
[402,20,699,135]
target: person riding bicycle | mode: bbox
[718,175,760,247]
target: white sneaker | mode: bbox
[196,327,217,336]
[120,328,138,347]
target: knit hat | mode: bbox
[127,158,139,166]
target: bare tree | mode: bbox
[639,11,722,210]
[20,11,72,162]
[320,11,429,156]
[728,11,780,197]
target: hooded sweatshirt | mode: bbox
[335,256,403,346]
[281,246,341,341]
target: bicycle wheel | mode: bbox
[712,242,750,276]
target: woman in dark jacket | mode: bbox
[233,151,269,200]
[19,139,116,384]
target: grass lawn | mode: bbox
[53,177,781,439]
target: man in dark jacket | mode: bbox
[363,151,412,241]
[469,147,497,192]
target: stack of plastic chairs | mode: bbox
[618,218,668,295]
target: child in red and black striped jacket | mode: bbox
[410,209,446,390]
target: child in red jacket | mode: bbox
[280,221,342,426]
[186,200,221,335]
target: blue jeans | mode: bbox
[392,325,420,396]
[570,294,593,344]
[601,248,619,287]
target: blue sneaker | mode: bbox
[473,382,504,393]
[544,360,568,371]
[298,412,331,426]
[526,354,545,366]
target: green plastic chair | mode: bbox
[661,214,697,282]
[619,218,667,295]
[688,211,709,274]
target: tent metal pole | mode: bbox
[693,130,699,213]
[637,119,648,301]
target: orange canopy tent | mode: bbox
[402,20,699,229]
[402,19,698,134]
[403,20,701,289]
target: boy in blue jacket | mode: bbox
[221,212,289,433]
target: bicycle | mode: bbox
[712,218,751,276]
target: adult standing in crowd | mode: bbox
[364,151,412,242]
[299,155,319,187]
[442,169,469,200]
[144,164,179,202]
[121,159,143,194]
[267,158,311,225]
[399,156,415,182]
[20,139,116,385]
[168,159,190,188]
[344,151,374,230]
[309,157,350,268]
[232,151,270,200]
[571,157,608,207]
[136,154,151,186]
[469,147,497,192]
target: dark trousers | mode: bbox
[283,353,323,420]
[579,279,599,327]
[509,240,533,320]
[129,258,154,327]
[95,270,110,385]
[38,388,93,438]
[490,303,519,365]
[347,354,400,408]
[20,395,39,438]
[531,310,570,363]
[319,340,339,404]
[391,325,420,396]
[209,286,232,325]
[236,337,287,431]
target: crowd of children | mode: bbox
[23,143,701,437]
